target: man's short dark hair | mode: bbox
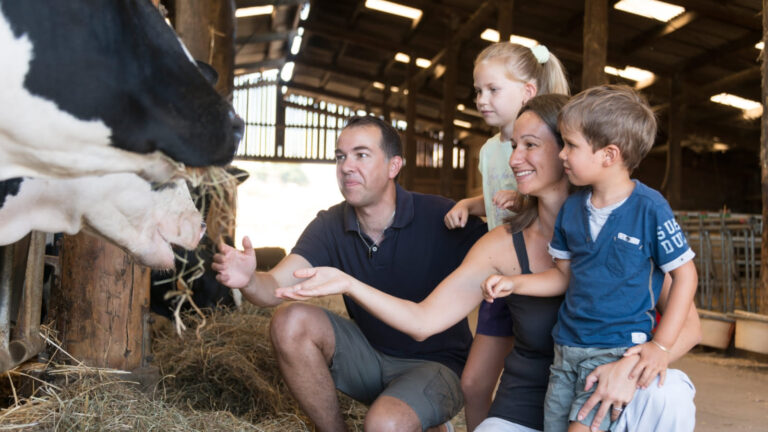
[343,116,403,159]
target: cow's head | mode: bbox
[0,0,243,181]
[0,175,205,269]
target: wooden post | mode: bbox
[51,233,150,370]
[666,75,683,209]
[760,0,768,314]
[276,86,286,158]
[497,0,514,42]
[582,0,608,90]
[175,0,236,98]
[404,59,417,190]
[441,21,460,198]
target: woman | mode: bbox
[277,94,700,431]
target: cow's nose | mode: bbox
[230,110,245,144]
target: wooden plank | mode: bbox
[698,309,735,349]
[732,310,768,354]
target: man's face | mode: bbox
[335,125,400,208]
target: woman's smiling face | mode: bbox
[509,110,565,197]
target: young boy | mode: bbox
[481,85,698,432]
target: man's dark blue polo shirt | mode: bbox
[292,183,487,376]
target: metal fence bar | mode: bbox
[677,211,762,313]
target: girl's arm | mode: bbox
[445,195,486,229]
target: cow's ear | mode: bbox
[196,61,219,86]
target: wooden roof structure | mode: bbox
[232,0,763,155]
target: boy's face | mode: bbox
[558,126,606,186]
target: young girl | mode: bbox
[443,42,569,431]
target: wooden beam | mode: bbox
[672,0,762,31]
[677,30,762,73]
[582,0,608,89]
[760,0,768,314]
[400,1,496,91]
[404,59,417,190]
[497,0,514,42]
[236,30,293,45]
[665,75,684,208]
[622,11,698,56]
[441,21,460,198]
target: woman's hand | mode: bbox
[481,274,516,302]
[577,354,640,430]
[275,266,352,300]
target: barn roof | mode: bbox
[232,0,763,154]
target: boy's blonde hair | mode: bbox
[475,43,570,96]
[559,84,656,172]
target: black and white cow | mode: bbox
[0,0,243,182]
[0,174,204,269]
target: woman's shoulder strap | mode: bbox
[511,231,531,274]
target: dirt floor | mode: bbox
[672,351,768,432]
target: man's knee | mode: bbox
[366,396,421,432]
[269,303,333,354]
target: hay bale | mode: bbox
[0,306,367,431]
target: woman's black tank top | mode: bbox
[486,231,564,431]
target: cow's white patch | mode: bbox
[0,12,178,182]
[0,174,203,269]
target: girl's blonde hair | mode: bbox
[475,43,570,96]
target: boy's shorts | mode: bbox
[475,300,514,337]
[324,310,464,429]
[543,344,627,432]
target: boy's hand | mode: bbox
[624,341,669,389]
[481,274,516,302]
[492,189,518,211]
[444,201,470,229]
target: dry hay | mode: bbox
[0,306,368,431]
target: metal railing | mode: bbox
[677,211,762,313]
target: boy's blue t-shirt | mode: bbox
[548,180,695,348]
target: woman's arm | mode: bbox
[277,227,515,340]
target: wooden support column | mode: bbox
[760,0,768,314]
[382,85,392,122]
[497,0,514,42]
[276,87,286,158]
[666,75,684,209]
[582,0,608,90]
[441,24,460,199]
[404,59,417,190]
[51,233,150,370]
[175,0,236,98]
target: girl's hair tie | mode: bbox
[531,45,550,64]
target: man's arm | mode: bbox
[213,236,312,307]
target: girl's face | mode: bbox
[509,111,565,197]
[473,58,536,133]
